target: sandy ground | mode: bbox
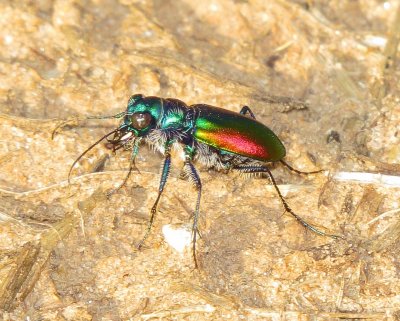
[0,1,400,320]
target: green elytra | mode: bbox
[68,94,338,268]
[193,104,286,162]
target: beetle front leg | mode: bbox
[239,105,256,119]
[137,141,172,250]
[233,165,340,239]
[182,147,202,268]
[107,138,142,197]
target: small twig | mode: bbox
[244,308,385,319]
[333,171,400,187]
[366,208,400,226]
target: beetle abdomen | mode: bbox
[192,104,286,162]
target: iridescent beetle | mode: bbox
[66,94,338,268]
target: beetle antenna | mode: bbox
[86,111,126,120]
[68,127,120,183]
[52,111,126,139]
[280,159,325,175]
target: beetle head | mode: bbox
[108,94,163,147]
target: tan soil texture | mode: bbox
[1,1,400,320]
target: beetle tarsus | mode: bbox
[106,161,134,198]
[234,164,339,239]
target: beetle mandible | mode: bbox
[68,94,338,268]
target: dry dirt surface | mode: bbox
[1,1,400,320]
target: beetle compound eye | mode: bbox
[131,112,152,129]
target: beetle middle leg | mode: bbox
[137,141,172,250]
[233,164,339,239]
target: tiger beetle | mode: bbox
[66,94,339,268]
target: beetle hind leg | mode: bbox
[234,165,340,239]
[280,159,325,175]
